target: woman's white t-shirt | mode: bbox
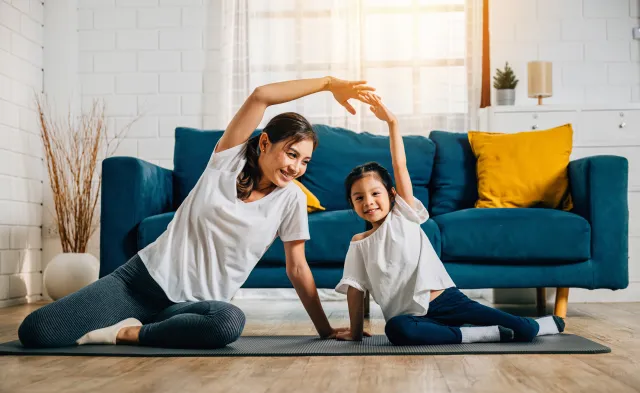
[335,195,455,322]
[138,142,310,303]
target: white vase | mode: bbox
[43,253,100,300]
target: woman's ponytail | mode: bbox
[236,135,261,200]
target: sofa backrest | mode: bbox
[428,130,478,216]
[172,126,436,212]
[172,127,259,209]
[302,125,434,211]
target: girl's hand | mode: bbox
[320,327,350,339]
[335,329,373,341]
[328,77,376,115]
[360,92,397,124]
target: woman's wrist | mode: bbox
[323,76,334,92]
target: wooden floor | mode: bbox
[0,299,639,393]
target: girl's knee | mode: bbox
[385,315,415,346]
[516,318,539,342]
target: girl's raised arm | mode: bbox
[362,93,414,207]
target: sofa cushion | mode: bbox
[429,130,478,216]
[433,208,591,263]
[138,209,366,265]
[421,219,442,257]
[303,125,435,211]
[261,209,364,265]
[138,212,174,250]
[262,212,443,266]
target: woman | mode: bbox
[18,77,375,349]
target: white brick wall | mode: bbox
[78,0,210,175]
[0,0,44,306]
[65,0,212,265]
[491,0,640,106]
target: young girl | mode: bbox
[335,93,565,345]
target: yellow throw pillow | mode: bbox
[293,179,326,213]
[468,124,573,210]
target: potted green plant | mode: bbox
[493,62,519,106]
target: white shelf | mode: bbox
[478,105,640,192]
[480,104,640,113]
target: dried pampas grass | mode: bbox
[36,96,136,253]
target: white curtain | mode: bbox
[204,0,485,300]
[205,0,484,136]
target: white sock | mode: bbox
[536,316,561,336]
[76,318,142,345]
[460,325,501,343]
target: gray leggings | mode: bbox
[18,254,246,349]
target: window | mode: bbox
[247,0,467,133]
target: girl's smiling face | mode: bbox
[349,173,395,228]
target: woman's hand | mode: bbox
[335,329,373,341]
[360,92,397,124]
[327,77,375,115]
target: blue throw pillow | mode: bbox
[429,130,478,216]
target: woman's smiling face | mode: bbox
[259,137,314,187]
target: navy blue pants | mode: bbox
[18,254,246,349]
[385,287,539,345]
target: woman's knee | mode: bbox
[209,303,246,346]
[18,309,51,348]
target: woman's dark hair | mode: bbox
[344,162,394,208]
[237,112,318,200]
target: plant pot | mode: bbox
[43,253,99,300]
[496,89,515,106]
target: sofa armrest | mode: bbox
[100,157,173,277]
[569,155,629,289]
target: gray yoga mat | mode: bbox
[0,334,610,357]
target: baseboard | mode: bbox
[233,288,487,301]
[5,286,634,308]
[233,288,346,301]
[567,283,640,302]
[484,283,640,304]
[0,295,41,309]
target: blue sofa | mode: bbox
[100,126,629,317]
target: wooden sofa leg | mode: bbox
[554,287,569,318]
[536,288,546,316]
[364,290,370,318]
